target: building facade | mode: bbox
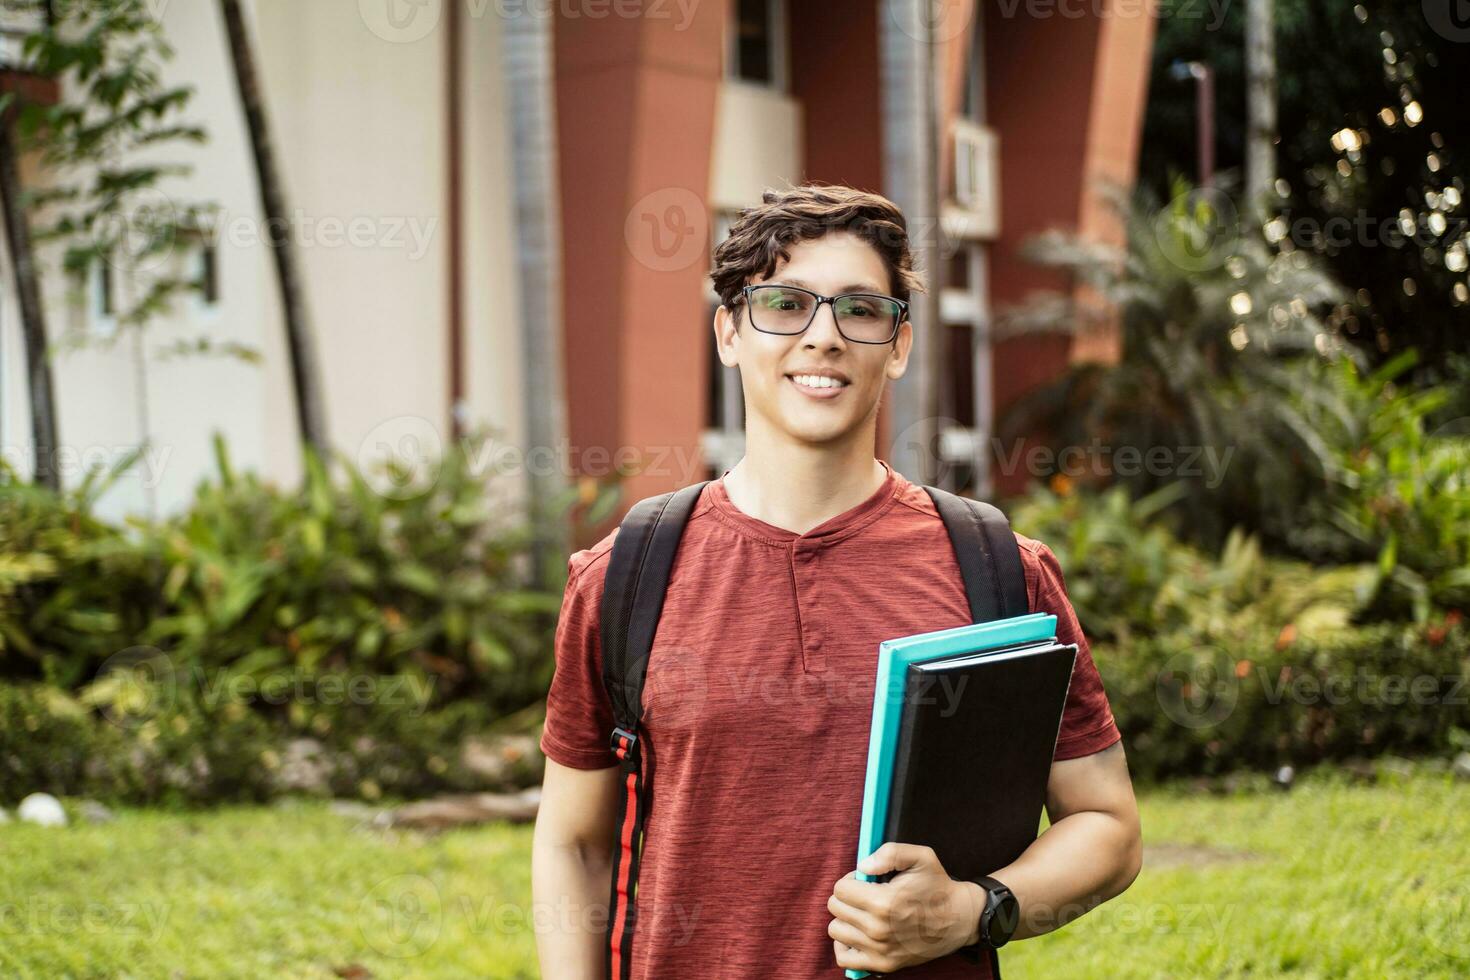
[0,0,1154,535]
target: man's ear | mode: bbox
[885,319,914,381]
[714,305,740,368]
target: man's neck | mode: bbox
[721,429,888,537]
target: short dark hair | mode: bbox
[709,183,927,316]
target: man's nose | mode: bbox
[804,301,846,348]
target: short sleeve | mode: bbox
[538,535,620,770]
[1020,537,1123,761]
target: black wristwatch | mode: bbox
[955,874,1020,964]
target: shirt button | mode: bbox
[809,634,823,649]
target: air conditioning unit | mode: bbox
[939,424,980,463]
[951,121,998,238]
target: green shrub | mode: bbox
[0,676,540,806]
[0,456,156,688]
[1009,480,1468,780]
[5,425,1464,799]
[0,682,119,798]
[1,432,560,712]
[1009,481,1281,644]
[998,178,1349,553]
[1007,343,1470,629]
[1001,183,1469,619]
[126,433,561,719]
[1295,352,1470,621]
[0,431,561,805]
[1100,615,1470,782]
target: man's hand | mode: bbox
[827,843,982,975]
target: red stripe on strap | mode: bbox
[610,769,640,979]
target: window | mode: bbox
[703,212,746,480]
[702,303,746,481]
[88,254,118,339]
[198,242,219,306]
[943,322,976,431]
[960,1,985,124]
[728,0,787,89]
[947,248,971,291]
[97,260,114,317]
[936,242,993,497]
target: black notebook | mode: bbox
[878,641,1078,884]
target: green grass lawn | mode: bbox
[3,765,1467,978]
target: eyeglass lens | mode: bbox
[746,286,901,343]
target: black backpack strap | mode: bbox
[598,480,707,980]
[922,485,1029,621]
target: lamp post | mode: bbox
[1169,60,1215,189]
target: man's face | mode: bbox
[713,231,913,447]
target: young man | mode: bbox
[533,184,1142,978]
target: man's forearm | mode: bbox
[962,809,1143,943]
[532,839,615,977]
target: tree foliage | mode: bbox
[7,0,230,351]
[1140,0,1469,377]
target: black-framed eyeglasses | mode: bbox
[735,284,908,345]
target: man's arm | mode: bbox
[531,758,623,978]
[828,740,1142,973]
[960,738,1143,941]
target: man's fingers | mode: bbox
[833,938,892,975]
[858,842,934,877]
[833,873,889,912]
[827,915,878,953]
[827,891,890,941]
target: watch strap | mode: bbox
[955,875,1014,972]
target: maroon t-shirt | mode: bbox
[540,460,1121,978]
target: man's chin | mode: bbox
[771,416,864,447]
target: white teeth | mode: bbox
[790,374,847,390]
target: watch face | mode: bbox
[986,891,1021,947]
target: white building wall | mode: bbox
[252,0,448,489]
[0,0,526,522]
[130,0,275,515]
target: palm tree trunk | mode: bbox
[218,0,327,452]
[502,8,569,584]
[1245,0,1277,217]
[0,102,59,489]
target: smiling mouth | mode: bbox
[786,373,850,392]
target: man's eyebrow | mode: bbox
[775,277,889,295]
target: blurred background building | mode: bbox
[0,0,1155,532]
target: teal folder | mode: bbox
[844,612,1058,980]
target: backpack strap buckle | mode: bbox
[610,726,639,765]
